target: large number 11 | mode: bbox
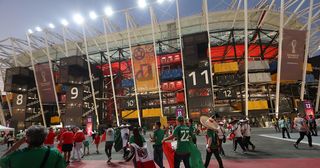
[188,70,209,86]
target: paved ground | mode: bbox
[1,128,320,168]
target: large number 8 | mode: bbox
[16,94,23,105]
[71,87,78,100]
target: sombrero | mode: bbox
[200,116,220,131]
[229,119,239,125]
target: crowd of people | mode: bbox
[0,112,318,168]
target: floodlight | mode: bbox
[61,19,69,26]
[138,0,147,8]
[157,0,164,4]
[48,23,55,29]
[73,13,84,25]
[104,6,114,16]
[89,11,97,20]
[28,29,33,34]
[35,26,42,32]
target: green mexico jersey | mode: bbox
[153,129,165,146]
[207,129,218,149]
[173,125,191,154]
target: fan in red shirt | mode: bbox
[93,132,101,154]
[73,128,85,161]
[61,129,74,164]
[44,127,56,147]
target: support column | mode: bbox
[149,6,164,117]
[102,17,120,127]
[81,25,100,127]
[26,33,47,127]
[300,0,313,101]
[175,0,189,119]
[125,12,142,127]
[275,0,285,119]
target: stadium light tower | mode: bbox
[104,6,114,16]
[35,26,42,32]
[48,23,55,29]
[138,0,147,8]
[89,11,98,20]
[157,0,165,4]
[28,29,33,34]
[61,19,69,26]
[73,13,85,25]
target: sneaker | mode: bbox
[252,145,256,151]
[293,143,298,149]
[108,157,112,162]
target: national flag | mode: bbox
[163,141,204,168]
[131,143,156,168]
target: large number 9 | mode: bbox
[71,87,78,100]
[16,94,23,105]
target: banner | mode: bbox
[34,63,56,104]
[303,100,314,120]
[281,29,307,80]
[131,44,158,93]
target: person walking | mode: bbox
[279,116,291,139]
[293,113,313,148]
[60,128,74,164]
[73,128,85,162]
[0,125,66,168]
[82,130,90,158]
[187,119,197,145]
[6,133,15,149]
[308,115,318,136]
[150,121,165,168]
[163,116,191,168]
[120,124,130,159]
[105,124,115,163]
[230,120,246,153]
[204,126,224,168]
[44,127,56,148]
[93,132,101,154]
[241,120,256,151]
[217,121,226,156]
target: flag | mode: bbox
[131,143,156,168]
[163,141,204,168]
[114,129,123,152]
[163,142,175,168]
[101,132,106,142]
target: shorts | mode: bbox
[62,144,73,152]
[83,140,90,147]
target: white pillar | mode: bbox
[149,6,164,117]
[26,33,47,127]
[275,0,285,119]
[175,0,189,119]
[300,0,313,101]
[44,30,61,118]
[102,17,120,127]
[62,27,69,57]
[315,73,320,112]
[203,0,216,112]
[81,25,100,127]
[125,12,142,127]
[244,0,249,117]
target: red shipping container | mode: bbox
[175,80,183,90]
[161,82,169,91]
[167,55,173,64]
[168,82,175,91]
[173,54,181,63]
[176,92,185,103]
